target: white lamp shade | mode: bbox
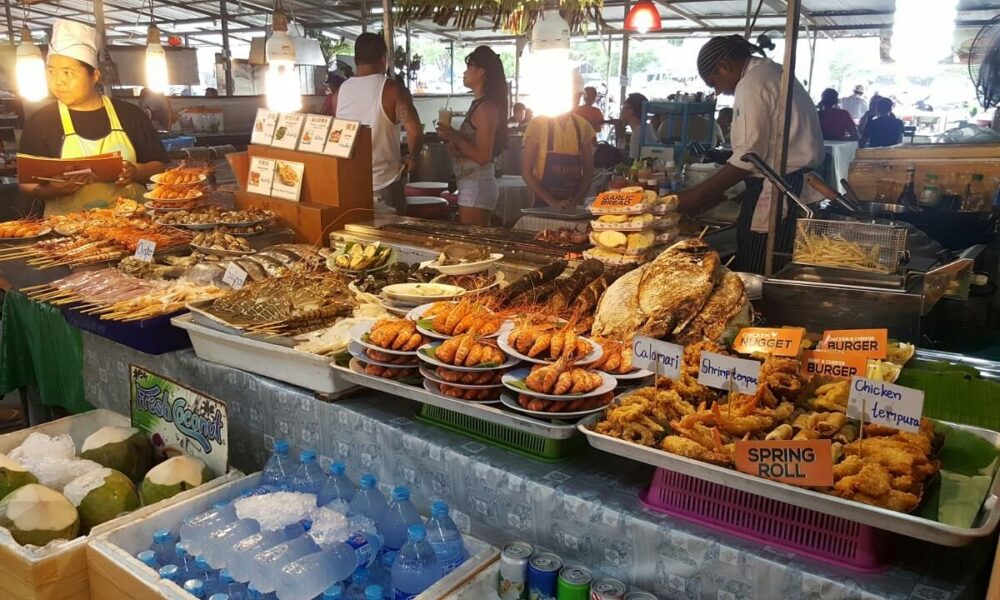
[525,10,572,117]
[145,43,169,93]
[16,41,47,101]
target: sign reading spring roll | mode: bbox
[271,112,305,150]
[800,350,869,380]
[631,336,683,378]
[250,108,278,145]
[847,376,924,433]
[732,327,803,357]
[735,440,834,486]
[323,118,361,158]
[697,351,760,394]
[298,114,333,153]
[820,329,888,359]
[129,365,228,477]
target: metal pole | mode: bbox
[620,0,631,136]
[4,0,14,46]
[382,0,394,77]
[807,28,817,96]
[745,0,752,38]
[404,23,410,86]
[764,0,801,276]
[449,40,454,94]
[220,0,234,96]
[360,0,367,33]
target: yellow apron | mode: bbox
[45,96,146,216]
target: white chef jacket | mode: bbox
[841,94,868,120]
[728,57,824,176]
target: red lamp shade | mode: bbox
[625,0,662,34]
[167,35,183,47]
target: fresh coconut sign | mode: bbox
[129,365,228,477]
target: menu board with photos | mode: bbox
[250,109,279,145]
[298,114,333,153]
[272,113,306,150]
[271,160,305,202]
[247,157,276,196]
[323,118,361,158]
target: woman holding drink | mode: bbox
[436,46,508,226]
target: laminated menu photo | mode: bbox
[298,114,333,153]
[246,157,276,196]
[271,160,305,202]
[272,112,306,150]
[250,109,279,145]
[323,118,361,158]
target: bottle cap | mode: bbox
[273,439,289,453]
[183,579,204,593]
[364,585,384,600]
[391,486,410,502]
[137,550,157,566]
[322,582,344,599]
[407,524,427,541]
[209,594,230,600]
[220,569,234,583]
[329,461,346,476]
[381,550,397,567]
[352,566,370,583]
[195,556,209,569]
[299,450,316,463]
[174,542,189,558]
[359,474,377,489]
[430,500,449,517]
[153,528,172,543]
[158,564,179,580]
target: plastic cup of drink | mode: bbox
[438,109,453,128]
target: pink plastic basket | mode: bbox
[640,468,891,572]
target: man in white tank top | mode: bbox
[337,33,424,215]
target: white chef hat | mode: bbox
[48,20,100,69]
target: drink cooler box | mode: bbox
[87,472,500,600]
[0,409,239,600]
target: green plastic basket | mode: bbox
[414,404,585,462]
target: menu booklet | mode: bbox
[17,152,123,184]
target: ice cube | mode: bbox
[306,507,349,550]
[10,432,76,463]
[234,491,318,531]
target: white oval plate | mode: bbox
[151,172,207,185]
[419,366,504,390]
[497,329,603,366]
[605,368,655,381]
[144,190,203,202]
[382,283,465,304]
[423,253,503,276]
[501,367,617,400]
[0,227,52,242]
[406,303,504,340]
[190,244,255,257]
[348,319,422,356]
[347,358,422,385]
[423,379,501,405]
[499,391,611,419]
[416,342,519,372]
[349,341,418,368]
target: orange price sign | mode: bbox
[800,350,869,380]
[820,329,888,359]
[592,189,644,211]
[732,327,803,357]
[734,440,834,487]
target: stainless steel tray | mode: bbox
[578,414,1000,546]
[334,365,579,439]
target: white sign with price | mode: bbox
[847,376,924,433]
[632,336,683,378]
[221,263,248,290]
[134,239,156,263]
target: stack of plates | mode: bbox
[378,283,465,317]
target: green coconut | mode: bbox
[0,484,79,546]
[79,426,154,484]
[63,468,140,533]
[0,454,37,501]
[140,456,213,506]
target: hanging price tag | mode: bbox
[134,239,156,263]
[222,263,248,290]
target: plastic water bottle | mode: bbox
[174,543,202,580]
[424,501,465,576]
[290,450,326,495]
[364,586,383,600]
[270,531,384,600]
[181,502,239,555]
[218,569,247,600]
[151,528,176,566]
[318,462,356,506]
[203,518,262,566]
[184,579,207,599]
[381,487,422,553]
[348,475,387,527]
[371,551,396,599]
[158,564,181,584]
[227,522,308,583]
[209,595,229,600]
[391,525,440,599]
[137,550,159,571]
[345,567,371,600]
[246,584,276,600]
[250,535,323,593]
[197,556,221,593]
[262,439,294,489]
[321,583,344,599]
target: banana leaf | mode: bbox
[918,422,1000,528]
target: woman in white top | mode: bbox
[436,46,507,226]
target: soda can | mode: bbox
[623,592,659,600]
[528,553,562,600]
[590,577,627,600]
[498,541,533,600]
[557,565,592,600]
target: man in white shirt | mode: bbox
[618,92,658,161]
[337,33,423,215]
[841,85,868,121]
[676,35,823,274]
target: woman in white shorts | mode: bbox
[436,46,507,226]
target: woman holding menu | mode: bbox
[19,20,168,216]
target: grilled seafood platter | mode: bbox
[410,297,504,338]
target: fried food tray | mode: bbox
[577,415,1000,546]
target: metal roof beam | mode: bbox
[652,0,709,28]
[760,0,832,39]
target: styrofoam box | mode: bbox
[88,472,499,600]
[441,562,499,599]
[0,409,239,600]
[172,314,356,395]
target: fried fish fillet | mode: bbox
[591,266,646,337]
[636,239,722,338]
[673,269,748,344]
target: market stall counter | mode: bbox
[80,330,992,599]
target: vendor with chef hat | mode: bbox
[19,19,168,216]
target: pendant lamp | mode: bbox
[265,10,301,112]
[625,0,662,34]
[16,27,47,101]
[145,24,169,93]
[524,9,572,117]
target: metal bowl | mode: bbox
[857,201,911,215]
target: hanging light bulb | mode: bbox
[16,27,47,102]
[145,24,169,94]
[265,12,301,112]
[624,0,662,34]
[523,9,571,117]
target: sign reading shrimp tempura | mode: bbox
[697,351,760,394]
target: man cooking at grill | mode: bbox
[675,35,823,274]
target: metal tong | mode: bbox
[740,152,815,219]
